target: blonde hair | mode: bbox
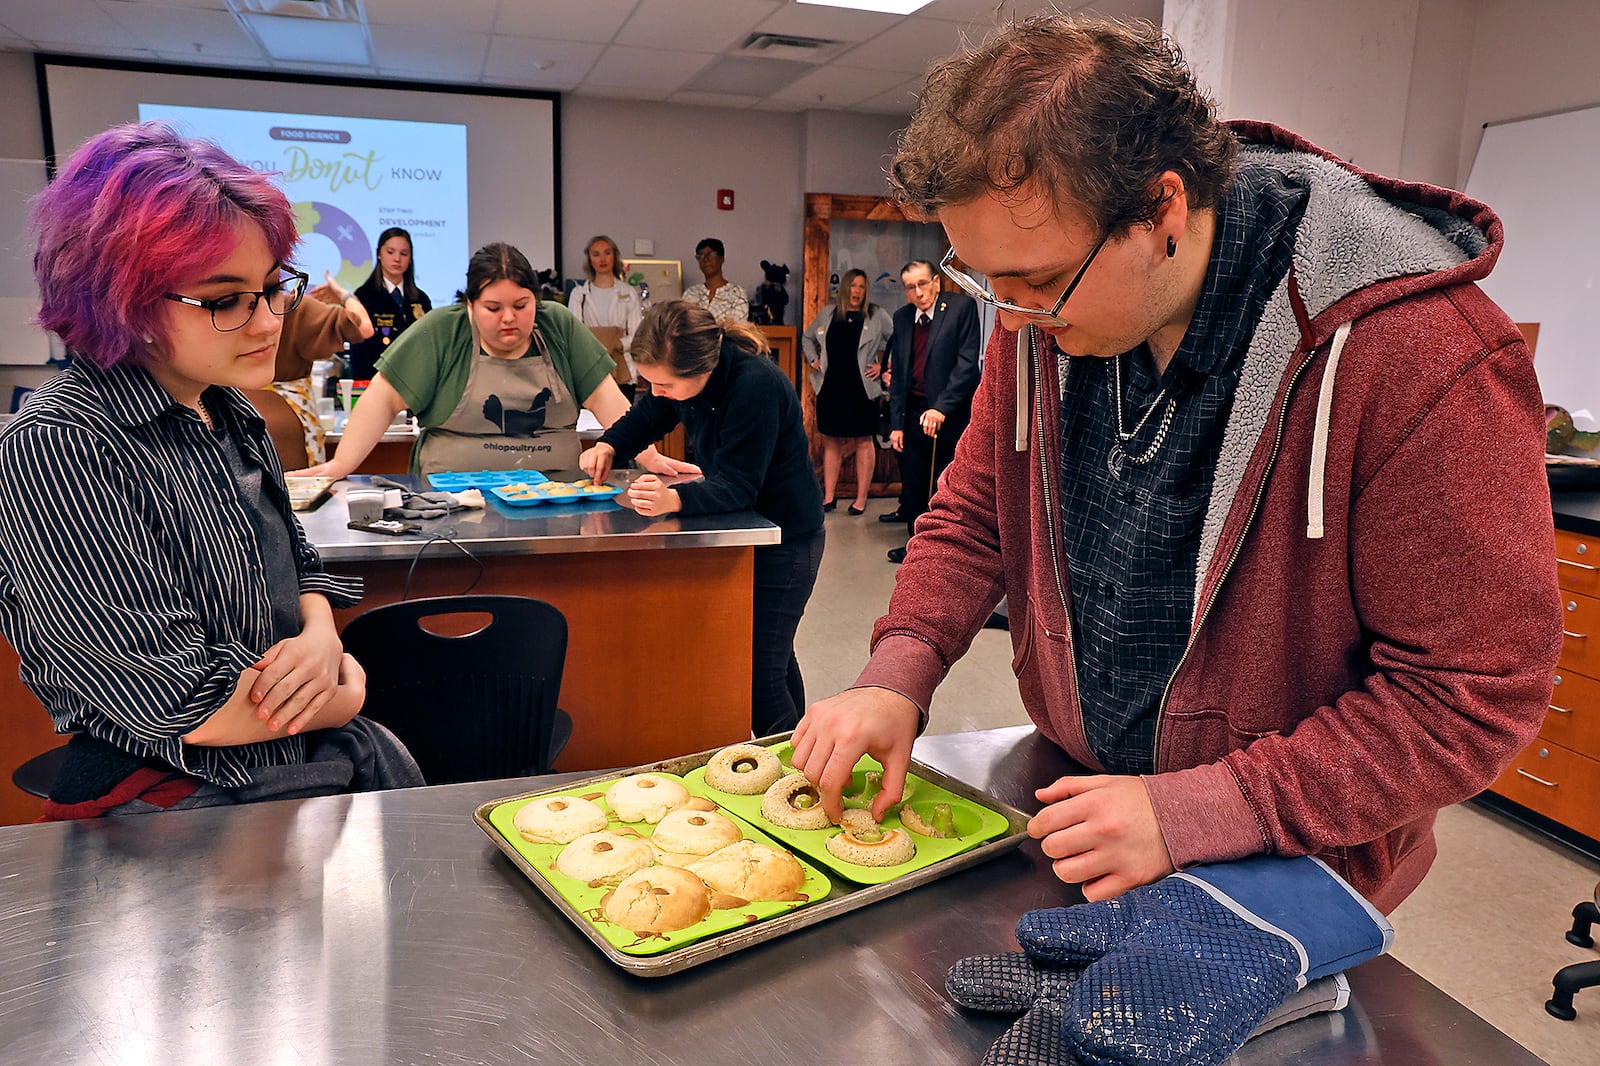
[835,268,876,317]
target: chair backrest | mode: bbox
[340,595,570,785]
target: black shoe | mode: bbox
[848,504,865,516]
[878,508,905,523]
[887,546,907,564]
[823,499,837,512]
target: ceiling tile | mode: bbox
[683,55,814,96]
[835,14,963,73]
[668,90,761,109]
[751,97,811,113]
[753,3,900,44]
[369,23,488,80]
[5,0,136,49]
[484,34,602,88]
[100,4,264,60]
[858,74,923,114]
[773,62,906,107]
[363,0,498,34]
[492,0,638,44]
[614,0,780,53]
[582,44,714,93]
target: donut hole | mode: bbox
[789,786,820,810]
[595,842,614,853]
[550,800,568,812]
[733,758,757,773]
[650,887,672,896]
[639,779,657,790]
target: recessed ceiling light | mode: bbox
[796,0,937,14]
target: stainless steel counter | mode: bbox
[0,727,1542,1065]
[300,476,781,561]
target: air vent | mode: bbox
[737,32,844,63]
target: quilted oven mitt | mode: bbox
[950,855,1391,1066]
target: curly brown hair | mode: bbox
[889,15,1237,234]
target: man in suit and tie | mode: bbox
[885,259,982,563]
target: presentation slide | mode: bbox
[31,58,560,350]
[138,104,468,303]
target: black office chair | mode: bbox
[341,595,572,786]
[1547,879,1600,1019]
[12,744,69,798]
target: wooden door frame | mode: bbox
[801,193,932,499]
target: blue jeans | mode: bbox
[751,528,825,736]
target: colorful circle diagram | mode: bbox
[292,201,371,293]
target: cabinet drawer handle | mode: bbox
[1563,630,1589,640]
[1516,768,1559,788]
[1559,557,1598,572]
[1549,704,1573,714]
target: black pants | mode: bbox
[898,395,964,536]
[751,528,825,736]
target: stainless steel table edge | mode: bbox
[474,734,1032,977]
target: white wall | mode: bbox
[559,98,906,317]
[559,96,806,310]
[1457,0,1600,182]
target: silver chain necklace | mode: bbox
[1106,351,1177,476]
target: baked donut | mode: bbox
[703,743,785,794]
[760,772,833,830]
[825,809,916,867]
[689,839,807,901]
[650,808,743,860]
[605,774,691,824]
[513,794,608,844]
[602,865,713,934]
[554,830,656,885]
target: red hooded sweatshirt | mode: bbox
[855,122,1562,913]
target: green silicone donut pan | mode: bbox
[683,743,1012,885]
[476,732,1031,977]
[485,773,832,958]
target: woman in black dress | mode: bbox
[803,269,894,514]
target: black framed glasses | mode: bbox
[939,233,1109,322]
[163,269,308,333]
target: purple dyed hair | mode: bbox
[30,121,300,369]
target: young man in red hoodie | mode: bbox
[792,14,1560,915]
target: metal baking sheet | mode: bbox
[474,732,1033,977]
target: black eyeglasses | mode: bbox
[939,233,1109,322]
[163,269,309,333]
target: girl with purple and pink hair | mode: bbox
[0,122,420,817]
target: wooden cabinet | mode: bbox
[1489,527,1600,841]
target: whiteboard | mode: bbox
[1465,107,1600,417]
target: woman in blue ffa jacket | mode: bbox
[580,301,825,736]
[347,227,432,380]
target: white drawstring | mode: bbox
[1306,320,1352,540]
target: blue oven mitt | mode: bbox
[1014,855,1392,1066]
[948,952,1354,1066]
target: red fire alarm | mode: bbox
[717,188,735,211]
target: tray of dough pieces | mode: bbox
[475,732,1031,976]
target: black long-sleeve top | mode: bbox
[599,345,823,541]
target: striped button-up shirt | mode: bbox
[0,362,362,787]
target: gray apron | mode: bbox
[416,320,582,474]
